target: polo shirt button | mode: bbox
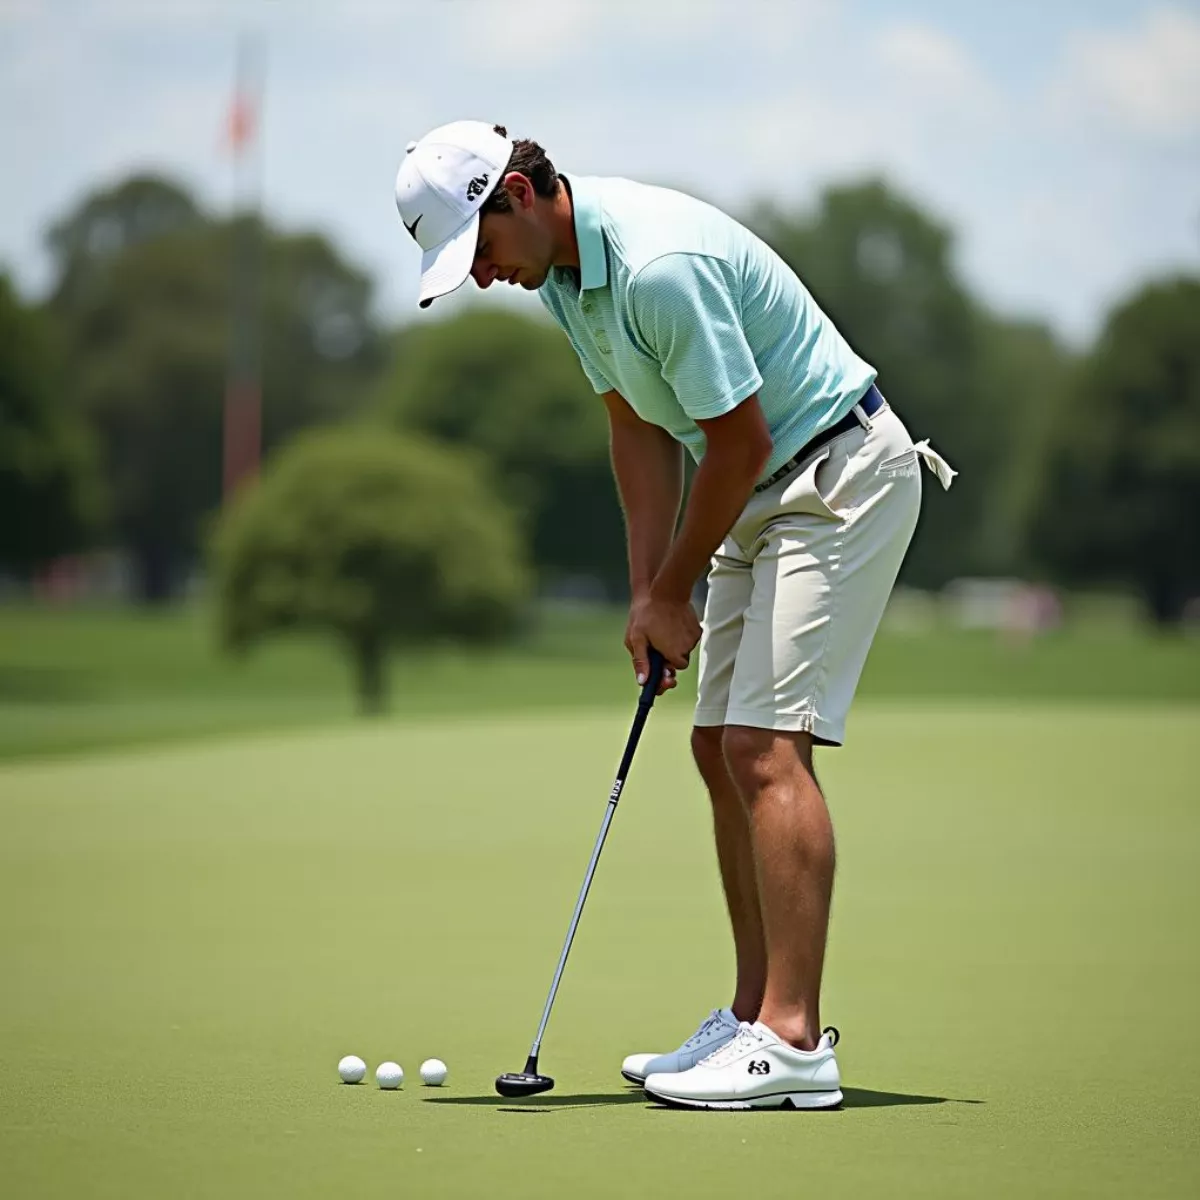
[581,302,594,314]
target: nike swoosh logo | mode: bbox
[403,214,422,241]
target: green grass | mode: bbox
[1,602,1198,761]
[1,704,1197,1197]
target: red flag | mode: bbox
[226,91,255,156]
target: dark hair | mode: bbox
[480,125,559,214]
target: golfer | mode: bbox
[395,121,954,1110]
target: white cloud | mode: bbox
[461,1,599,64]
[873,22,1000,119]
[73,0,248,30]
[630,0,834,45]
[0,22,81,89]
[1055,6,1200,143]
[0,0,40,22]
[456,0,834,69]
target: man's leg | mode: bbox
[641,407,946,1106]
[721,727,833,1051]
[690,725,765,1023]
[703,407,924,1053]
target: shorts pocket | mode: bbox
[878,447,920,479]
[777,446,845,521]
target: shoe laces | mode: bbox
[698,1021,764,1068]
[682,1009,729,1050]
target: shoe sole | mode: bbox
[644,1086,843,1111]
[621,1069,647,1085]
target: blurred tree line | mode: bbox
[3,169,1198,692]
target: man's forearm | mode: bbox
[651,440,769,604]
[609,418,685,597]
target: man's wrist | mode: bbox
[648,570,694,604]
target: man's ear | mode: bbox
[503,172,536,210]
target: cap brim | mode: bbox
[417,214,479,309]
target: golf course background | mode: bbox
[2,604,1197,1198]
[2,599,1198,761]
[6,3,1199,1194]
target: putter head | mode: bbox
[495,1070,555,1098]
[496,1055,555,1098]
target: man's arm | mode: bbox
[601,389,684,597]
[649,394,772,604]
[624,254,773,604]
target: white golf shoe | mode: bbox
[620,1007,740,1085]
[643,1021,842,1110]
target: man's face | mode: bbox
[470,175,555,293]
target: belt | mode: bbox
[754,384,886,494]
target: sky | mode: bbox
[1,0,1198,343]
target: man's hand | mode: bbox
[625,593,701,695]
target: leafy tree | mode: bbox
[1029,275,1200,623]
[0,274,99,570]
[974,316,1075,574]
[375,308,627,593]
[750,180,1010,585]
[47,177,383,600]
[211,428,531,712]
[61,224,228,598]
[47,175,203,316]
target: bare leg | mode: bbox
[721,726,835,1051]
[691,725,766,1023]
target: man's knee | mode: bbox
[721,725,816,798]
[692,725,750,816]
[691,724,726,774]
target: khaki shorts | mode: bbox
[695,402,952,745]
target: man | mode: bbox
[395,121,954,1111]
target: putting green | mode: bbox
[1,704,1197,1198]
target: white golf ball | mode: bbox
[337,1055,367,1084]
[376,1061,404,1090]
[419,1058,448,1087]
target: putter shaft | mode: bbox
[526,650,666,1061]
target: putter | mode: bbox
[496,648,668,1098]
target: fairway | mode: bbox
[2,703,1198,1198]
[3,602,1199,761]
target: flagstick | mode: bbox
[222,32,266,500]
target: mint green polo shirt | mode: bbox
[539,175,877,482]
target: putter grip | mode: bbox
[639,648,667,706]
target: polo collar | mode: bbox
[564,174,608,291]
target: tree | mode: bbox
[211,427,531,712]
[750,180,1013,585]
[974,316,1075,575]
[1029,275,1200,623]
[375,308,627,593]
[61,224,228,599]
[47,176,383,600]
[0,274,99,571]
[47,175,203,316]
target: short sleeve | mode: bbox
[630,254,763,419]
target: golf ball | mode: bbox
[376,1061,404,1090]
[420,1058,448,1086]
[337,1055,367,1084]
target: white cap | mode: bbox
[395,120,513,308]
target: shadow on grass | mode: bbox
[425,1086,983,1114]
[842,1087,983,1108]
[642,1087,984,1113]
[426,1092,647,1113]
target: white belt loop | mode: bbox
[852,402,873,432]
